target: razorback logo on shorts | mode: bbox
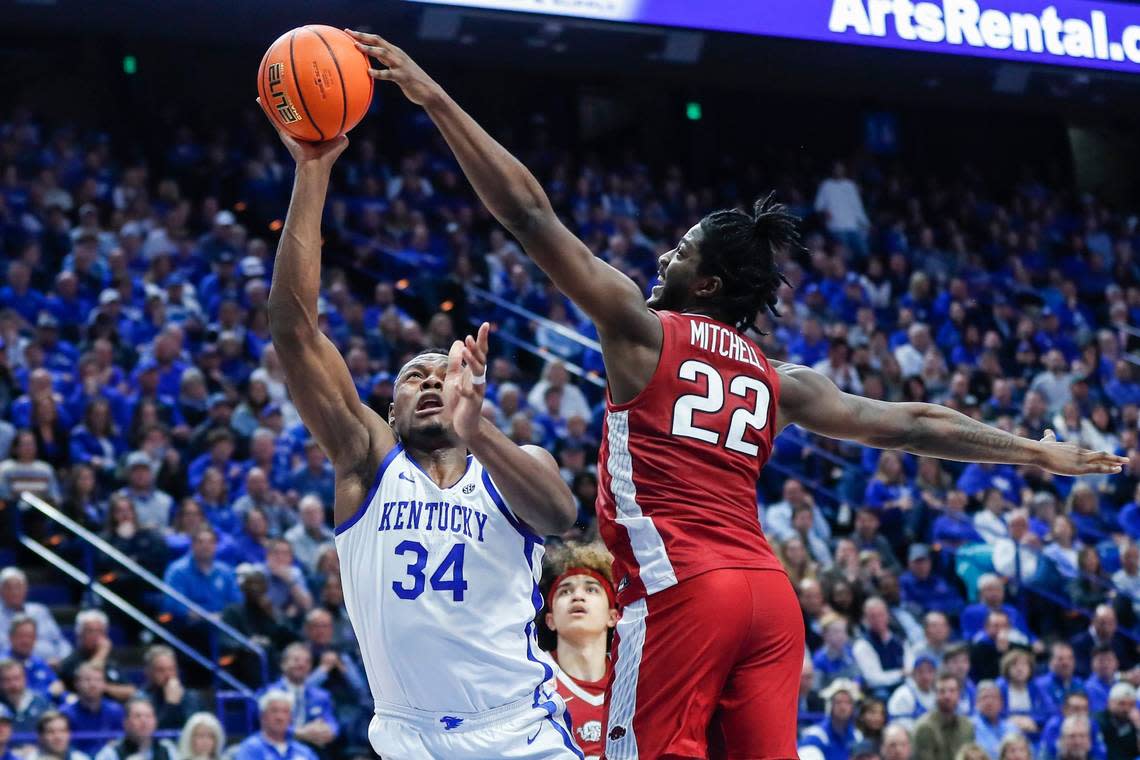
[608,726,627,741]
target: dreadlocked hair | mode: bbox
[697,192,802,332]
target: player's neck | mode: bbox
[555,635,608,682]
[682,304,728,325]
[405,445,469,489]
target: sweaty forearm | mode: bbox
[898,403,1044,465]
[422,92,549,233]
[268,165,332,335]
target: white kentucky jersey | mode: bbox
[334,443,556,715]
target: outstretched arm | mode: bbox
[261,104,396,523]
[444,324,577,534]
[345,30,658,351]
[776,362,1128,475]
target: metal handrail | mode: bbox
[18,493,268,683]
[483,325,606,390]
[465,284,603,353]
[18,536,254,698]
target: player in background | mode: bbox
[348,31,1130,759]
[544,542,618,760]
[259,105,582,759]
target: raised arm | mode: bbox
[776,362,1128,476]
[345,30,658,350]
[444,324,576,535]
[260,106,396,522]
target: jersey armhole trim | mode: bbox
[334,444,403,536]
[481,469,545,545]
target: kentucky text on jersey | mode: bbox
[378,500,489,541]
[689,320,763,369]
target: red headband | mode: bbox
[546,567,616,610]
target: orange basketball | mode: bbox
[257,25,374,142]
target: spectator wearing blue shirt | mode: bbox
[1105,361,1140,408]
[0,569,72,668]
[0,658,50,733]
[0,262,47,325]
[162,527,241,624]
[289,441,335,508]
[147,328,184,392]
[35,315,79,373]
[45,271,93,335]
[960,574,1032,641]
[899,544,964,619]
[1038,693,1107,760]
[787,317,829,367]
[2,616,59,701]
[931,490,985,548]
[188,429,243,495]
[234,690,318,760]
[59,664,124,757]
[996,648,1051,736]
[812,614,861,689]
[957,462,1025,506]
[971,680,1022,759]
[864,451,915,512]
[262,644,338,752]
[245,427,293,494]
[886,654,937,729]
[33,709,91,760]
[68,399,122,482]
[1083,643,1120,715]
[1035,641,1082,716]
[232,508,270,565]
[256,540,313,622]
[118,452,174,532]
[799,679,863,760]
[232,469,295,539]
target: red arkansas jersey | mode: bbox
[597,310,784,606]
[553,658,609,760]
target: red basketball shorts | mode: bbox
[602,568,804,760]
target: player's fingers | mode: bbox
[343,28,388,47]
[446,340,463,376]
[369,68,394,82]
[1041,428,1056,442]
[476,322,491,356]
[353,41,396,66]
[462,347,485,379]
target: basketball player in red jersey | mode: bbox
[348,29,1130,759]
[544,542,618,760]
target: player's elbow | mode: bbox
[534,487,577,535]
[863,402,935,450]
[502,199,554,240]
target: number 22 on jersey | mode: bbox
[670,359,771,457]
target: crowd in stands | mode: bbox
[1,92,1140,760]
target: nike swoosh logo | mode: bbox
[527,726,541,745]
[398,472,415,482]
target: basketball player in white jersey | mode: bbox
[260,108,583,759]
